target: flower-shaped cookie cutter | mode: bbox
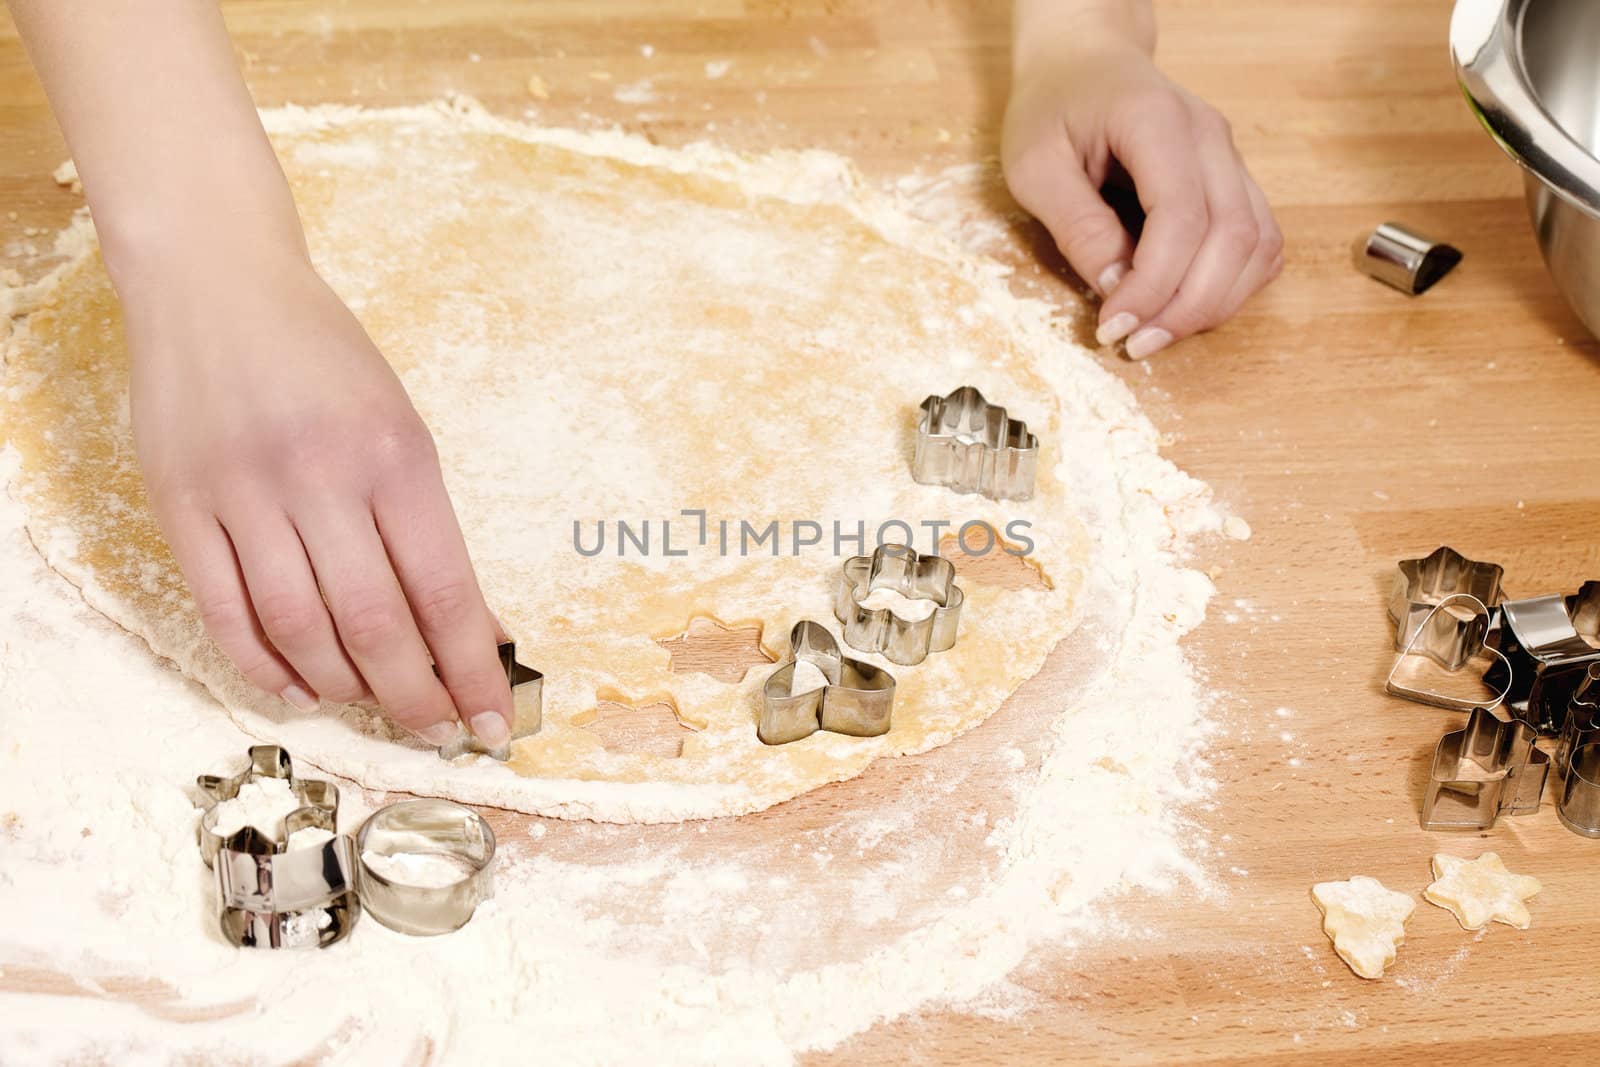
[759,621,896,745]
[1485,582,1600,735]
[833,544,964,666]
[912,386,1039,501]
[1385,593,1512,712]
[1420,706,1549,832]
[196,745,359,949]
[437,639,545,761]
[1386,546,1505,669]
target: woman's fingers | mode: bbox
[1124,106,1261,359]
[223,506,371,706]
[1005,132,1137,298]
[161,503,312,708]
[295,502,462,745]
[1095,94,1210,346]
[373,464,512,747]
[1214,168,1285,322]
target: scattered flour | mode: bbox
[363,851,475,889]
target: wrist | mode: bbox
[1012,0,1156,77]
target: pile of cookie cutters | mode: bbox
[759,385,1038,746]
[1385,546,1600,837]
[197,745,497,948]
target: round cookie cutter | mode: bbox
[355,799,496,935]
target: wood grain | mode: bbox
[6,0,1600,1062]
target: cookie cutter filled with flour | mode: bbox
[355,799,496,935]
[1385,593,1512,712]
[1420,706,1550,832]
[759,620,896,745]
[912,386,1039,501]
[1386,546,1505,668]
[1483,582,1600,735]
[834,544,964,666]
[437,640,544,761]
[196,745,360,949]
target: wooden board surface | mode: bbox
[6,0,1600,1061]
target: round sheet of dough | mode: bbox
[0,100,1093,821]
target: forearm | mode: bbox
[1012,0,1156,72]
[6,0,305,294]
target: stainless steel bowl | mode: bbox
[1453,0,1600,337]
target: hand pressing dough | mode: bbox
[0,100,1095,822]
[1424,852,1542,931]
[1311,876,1416,980]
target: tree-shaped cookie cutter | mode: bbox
[759,621,896,745]
[196,745,360,949]
[1420,706,1549,832]
[1483,582,1600,735]
[437,639,544,761]
[1386,546,1505,669]
[912,386,1039,501]
[833,544,964,666]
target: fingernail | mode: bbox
[1125,327,1174,361]
[281,685,320,711]
[417,720,463,746]
[1096,262,1129,296]
[470,711,511,748]
[1096,311,1139,346]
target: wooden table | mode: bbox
[5,0,1599,1061]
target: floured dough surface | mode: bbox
[1311,876,1416,980]
[0,100,1092,822]
[1424,852,1541,931]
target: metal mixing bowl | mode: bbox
[1453,0,1600,337]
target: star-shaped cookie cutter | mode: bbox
[1419,707,1549,832]
[911,386,1039,501]
[1483,581,1600,735]
[196,745,359,949]
[1387,546,1505,669]
[437,640,544,761]
[833,544,964,666]
[759,621,896,745]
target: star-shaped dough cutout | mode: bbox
[1424,852,1542,931]
[1311,876,1416,979]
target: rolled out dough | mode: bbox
[0,99,1093,822]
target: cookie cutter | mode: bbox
[1483,582,1600,734]
[1420,706,1549,832]
[912,386,1039,501]
[759,620,896,745]
[355,799,496,935]
[1356,222,1463,295]
[834,544,964,666]
[1386,593,1512,712]
[1387,546,1505,668]
[196,746,360,949]
[1557,742,1600,839]
[1555,662,1600,780]
[438,640,544,761]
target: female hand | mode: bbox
[122,249,512,748]
[1002,23,1282,359]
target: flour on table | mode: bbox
[1,98,1225,1064]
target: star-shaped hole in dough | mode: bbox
[1311,876,1416,980]
[1424,851,1542,931]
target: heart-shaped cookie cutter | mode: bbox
[834,543,963,666]
[759,620,896,745]
[1385,593,1513,712]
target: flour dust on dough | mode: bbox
[0,100,1099,822]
